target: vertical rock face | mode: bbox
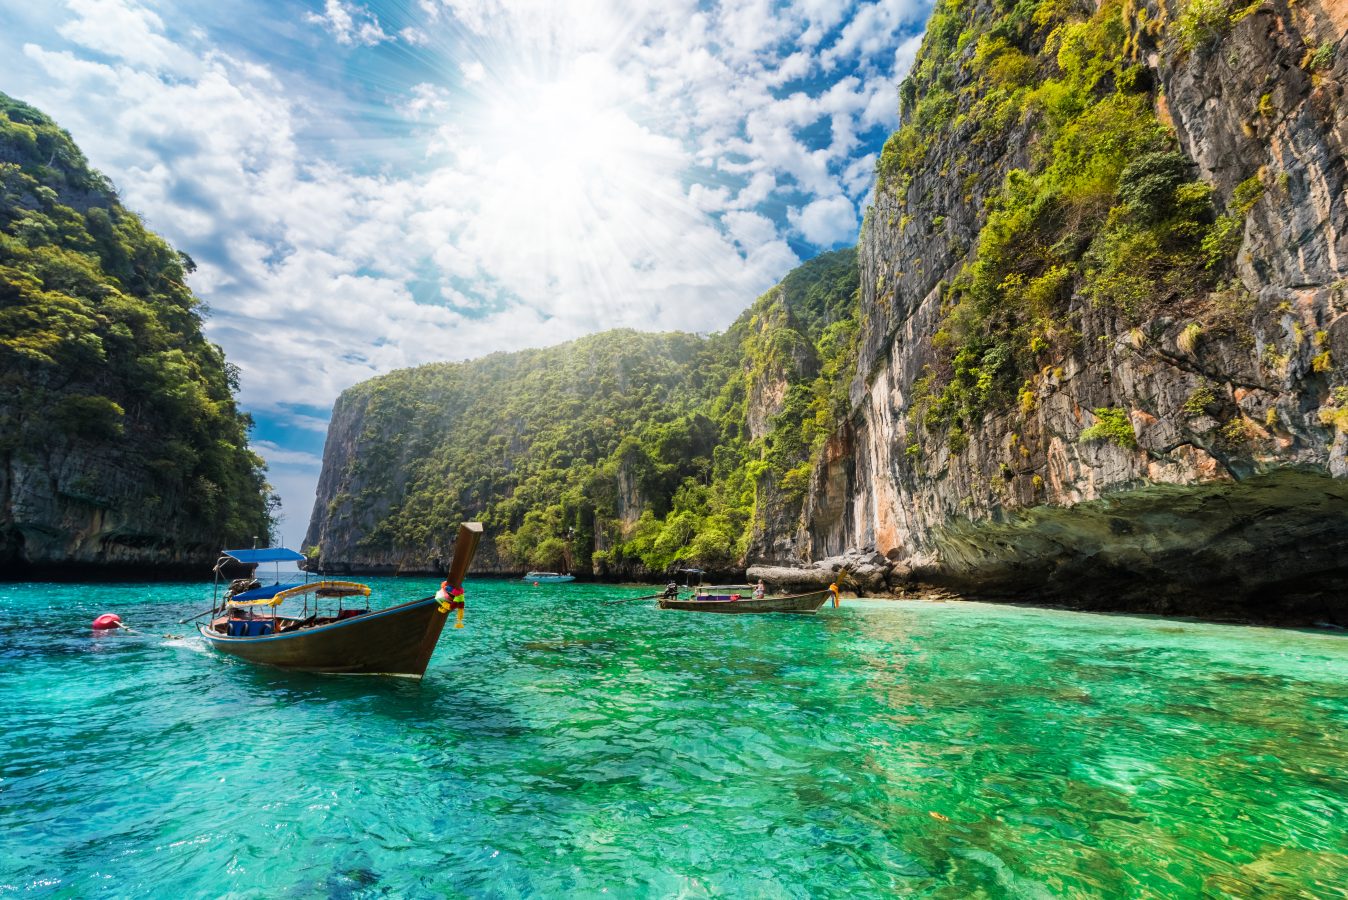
[302,366,499,574]
[803,0,1348,620]
[304,254,859,581]
[743,291,822,564]
[2,434,216,574]
[0,94,272,576]
[303,331,722,577]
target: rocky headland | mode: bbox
[0,94,273,577]
[307,0,1348,624]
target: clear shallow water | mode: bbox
[2,579,1346,898]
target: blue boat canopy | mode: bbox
[221,548,306,564]
[229,582,307,602]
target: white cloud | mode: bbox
[305,0,389,46]
[823,0,932,69]
[58,0,198,72]
[724,210,779,250]
[893,31,925,88]
[733,172,777,209]
[791,195,859,245]
[10,0,933,526]
[287,412,334,433]
[253,441,324,467]
[402,82,450,119]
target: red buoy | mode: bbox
[92,613,122,631]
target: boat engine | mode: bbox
[226,578,261,600]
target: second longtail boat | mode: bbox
[658,583,839,614]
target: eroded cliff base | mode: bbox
[766,470,1348,626]
[918,470,1348,626]
[0,527,217,580]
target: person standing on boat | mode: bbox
[753,579,766,600]
[663,582,679,599]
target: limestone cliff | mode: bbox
[800,0,1348,621]
[304,0,1347,622]
[0,94,273,576]
[304,331,721,577]
[304,253,858,579]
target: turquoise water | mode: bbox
[2,579,1346,898]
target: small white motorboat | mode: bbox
[524,571,576,583]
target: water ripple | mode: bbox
[2,582,1347,896]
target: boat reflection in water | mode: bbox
[198,522,482,677]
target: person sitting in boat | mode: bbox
[663,582,679,599]
[753,579,766,600]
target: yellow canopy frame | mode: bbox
[227,580,372,608]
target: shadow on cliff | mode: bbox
[926,470,1348,626]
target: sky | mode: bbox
[0,0,934,548]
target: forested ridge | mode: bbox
[307,249,858,576]
[0,93,273,570]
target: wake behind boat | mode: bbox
[197,522,482,677]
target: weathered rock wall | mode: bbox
[0,94,271,577]
[802,0,1348,622]
[302,387,516,575]
[0,437,222,577]
[745,292,822,564]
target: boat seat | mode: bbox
[228,619,274,637]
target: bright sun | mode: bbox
[436,58,697,321]
[470,66,677,212]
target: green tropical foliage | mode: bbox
[0,93,273,546]
[881,0,1257,438]
[322,249,859,575]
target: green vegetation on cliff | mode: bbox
[314,249,858,574]
[880,0,1252,437]
[0,93,273,551]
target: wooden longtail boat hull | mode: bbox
[198,595,447,676]
[659,588,833,614]
[200,522,482,678]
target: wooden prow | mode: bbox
[445,522,483,589]
[411,522,485,666]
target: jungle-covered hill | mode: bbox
[305,249,859,577]
[0,93,273,574]
[312,0,1348,627]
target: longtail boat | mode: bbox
[659,583,839,615]
[198,522,482,677]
